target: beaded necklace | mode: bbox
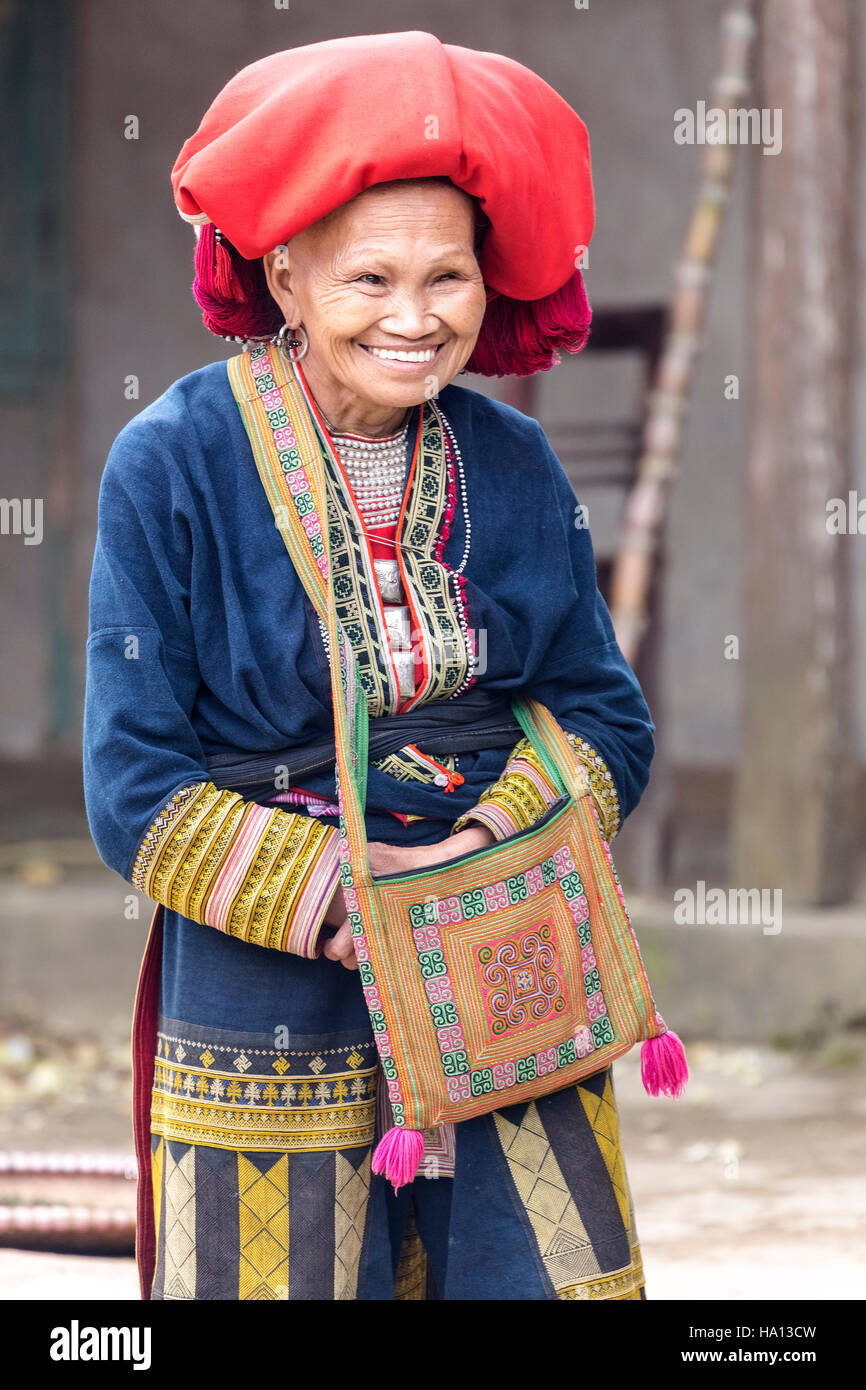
[328,415,411,532]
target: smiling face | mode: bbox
[262,179,488,435]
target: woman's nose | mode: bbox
[379,293,437,338]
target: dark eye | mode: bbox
[436,272,459,281]
[357,273,385,285]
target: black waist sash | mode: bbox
[203,689,523,795]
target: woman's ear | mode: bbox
[262,246,301,327]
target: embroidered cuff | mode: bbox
[565,733,621,841]
[450,733,622,843]
[450,739,554,841]
[451,802,523,843]
[131,782,341,958]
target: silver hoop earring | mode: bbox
[274,322,309,361]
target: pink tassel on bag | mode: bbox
[641,1029,689,1099]
[372,1127,425,1190]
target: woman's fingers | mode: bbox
[323,883,347,927]
[322,919,358,970]
[334,833,495,968]
[322,921,349,960]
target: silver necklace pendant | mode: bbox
[374,557,403,603]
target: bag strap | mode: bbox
[511,697,585,801]
[227,344,591,878]
[227,345,332,628]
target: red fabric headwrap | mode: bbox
[171,30,594,302]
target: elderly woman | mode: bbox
[84,32,656,1301]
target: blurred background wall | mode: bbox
[2,0,863,814]
[1,0,864,1300]
[0,0,864,1022]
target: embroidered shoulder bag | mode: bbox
[228,344,687,1188]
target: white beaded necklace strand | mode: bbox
[330,418,411,531]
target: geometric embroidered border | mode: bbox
[151,1030,378,1153]
[493,1080,644,1301]
[568,734,621,841]
[361,848,617,1126]
[149,1138,372,1301]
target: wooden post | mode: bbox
[732,0,858,903]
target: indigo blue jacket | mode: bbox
[85,362,654,862]
[83,361,654,1016]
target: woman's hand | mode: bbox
[322,918,358,970]
[367,825,495,877]
[321,884,357,970]
[323,884,347,927]
[320,825,495,970]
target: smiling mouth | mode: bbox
[359,343,443,364]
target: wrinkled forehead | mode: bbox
[300,177,487,255]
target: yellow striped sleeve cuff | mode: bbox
[131,782,340,958]
[451,733,621,844]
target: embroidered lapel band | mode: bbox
[228,345,475,741]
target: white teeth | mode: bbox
[364,346,438,362]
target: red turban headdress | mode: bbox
[171,31,595,375]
